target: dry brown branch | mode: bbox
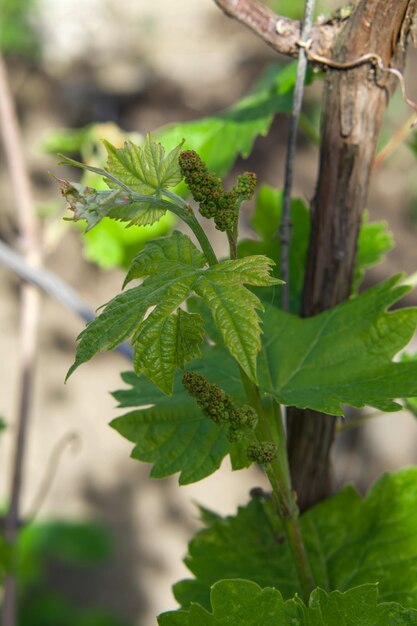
[213,0,342,60]
[0,53,42,626]
[288,0,417,511]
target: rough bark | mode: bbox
[213,0,343,60]
[287,0,417,511]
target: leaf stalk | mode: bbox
[238,367,315,600]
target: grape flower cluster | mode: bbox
[182,371,258,444]
[179,150,257,232]
[246,441,278,464]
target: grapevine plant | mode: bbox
[56,127,417,624]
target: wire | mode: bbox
[279,0,317,313]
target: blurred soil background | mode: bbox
[1,0,417,624]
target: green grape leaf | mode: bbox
[258,275,417,415]
[238,185,309,313]
[68,231,280,390]
[133,309,205,395]
[104,135,184,195]
[18,521,111,569]
[400,352,417,418]
[57,136,184,230]
[353,210,394,292]
[156,64,297,178]
[82,212,175,270]
[187,296,224,346]
[173,468,417,611]
[238,186,394,313]
[110,345,248,484]
[159,580,417,626]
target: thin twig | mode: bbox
[0,239,134,361]
[26,433,81,521]
[374,113,416,168]
[336,410,383,433]
[279,0,316,312]
[0,53,41,626]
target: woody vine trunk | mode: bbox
[287,0,417,511]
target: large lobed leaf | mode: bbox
[109,277,417,484]
[110,346,248,485]
[258,275,417,415]
[238,185,394,313]
[173,468,417,611]
[68,231,279,391]
[158,580,417,625]
[156,64,297,178]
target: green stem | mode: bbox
[162,187,189,207]
[130,194,218,266]
[181,209,218,266]
[161,189,219,265]
[239,367,315,600]
[227,210,314,599]
[226,223,238,260]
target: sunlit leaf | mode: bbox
[156,64,298,178]
[68,232,279,390]
[159,580,417,625]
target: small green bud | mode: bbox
[247,441,278,464]
[227,426,243,443]
[236,172,257,200]
[230,405,257,429]
[179,150,224,222]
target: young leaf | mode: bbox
[68,232,280,390]
[258,275,417,415]
[156,64,297,178]
[132,309,205,395]
[104,136,184,195]
[110,345,248,484]
[57,179,163,230]
[57,170,176,230]
[57,136,185,230]
[173,467,417,611]
[159,580,417,625]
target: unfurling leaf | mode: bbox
[57,136,185,229]
[68,231,280,391]
[56,178,162,230]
